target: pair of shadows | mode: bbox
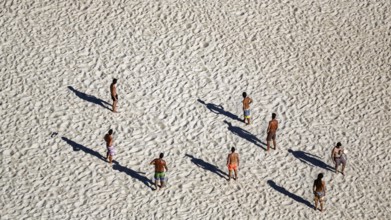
[62,137,153,189]
[288,149,334,172]
[185,154,228,180]
[197,99,266,150]
[267,180,313,209]
[68,86,111,111]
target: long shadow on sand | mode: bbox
[288,149,334,172]
[68,86,111,110]
[185,154,228,179]
[62,137,107,162]
[267,180,313,209]
[197,99,242,122]
[224,120,266,150]
[112,162,154,190]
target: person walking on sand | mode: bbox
[313,173,326,212]
[227,147,239,181]
[104,129,116,164]
[331,142,347,175]
[266,113,278,152]
[150,153,168,190]
[242,92,253,125]
[110,78,118,112]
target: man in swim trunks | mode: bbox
[313,173,326,212]
[150,153,168,190]
[266,113,278,152]
[242,92,253,125]
[110,78,118,112]
[104,129,115,164]
[331,142,346,175]
[227,147,239,181]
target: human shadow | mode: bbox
[288,149,334,172]
[68,86,111,110]
[197,99,242,122]
[185,154,228,179]
[267,180,313,209]
[112,161,154,190]
[224,120,266,150]
[62,137,107,162]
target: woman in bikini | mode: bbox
[313,173,326,212]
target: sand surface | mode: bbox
[1,0,390,219]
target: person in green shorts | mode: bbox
[150,153,168,190]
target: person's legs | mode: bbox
[314,196,318,210]
[272,139,277,150]
[266,132,272,152]
[112,100,117,112]
[108,155,112,164]
[320,198,324,211]
[341,162,346,175]
[234,169,238,180]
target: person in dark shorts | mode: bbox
[150,153,168,190]
[331,142,347,175]
[266,113,278,152]
[110,78,118,112]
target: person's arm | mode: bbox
[331,148,335,160]
[323,181,326,196]
[249,97,253,104]
[267,121,271,133]
[164,163,168,172]
[227,154,230,166]
[237,154,239,167]
[276,121,279,130]
[150,159,155,165]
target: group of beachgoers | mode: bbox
[104,78,347,211]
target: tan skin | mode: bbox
[104,133,113,164]
[242,97,253,125]
[227,151,239,181]
[266,118,278,152]
[110,82,117,112]
[313,180,326,212]
[150,158,168,190]
[331,146,345,175]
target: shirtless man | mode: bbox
[331,142,346,175]
[150,153,168,190]
[227,147,239,181]
[242,92,253,125]
[110,78,118,112]
[313,173,326,212]
[266,113,278,152]
[104,129,115,164]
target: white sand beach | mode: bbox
[1,0,390,219]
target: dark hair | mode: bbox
[108,129,113,135]
[159,153,164,159]
[242,92,247,98]
[113,78,117,84]
[315,173,324,188]
[231,147,235,152]
[272,113,276,119]
[336,142,342,147]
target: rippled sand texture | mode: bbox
[1,0,390,219]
